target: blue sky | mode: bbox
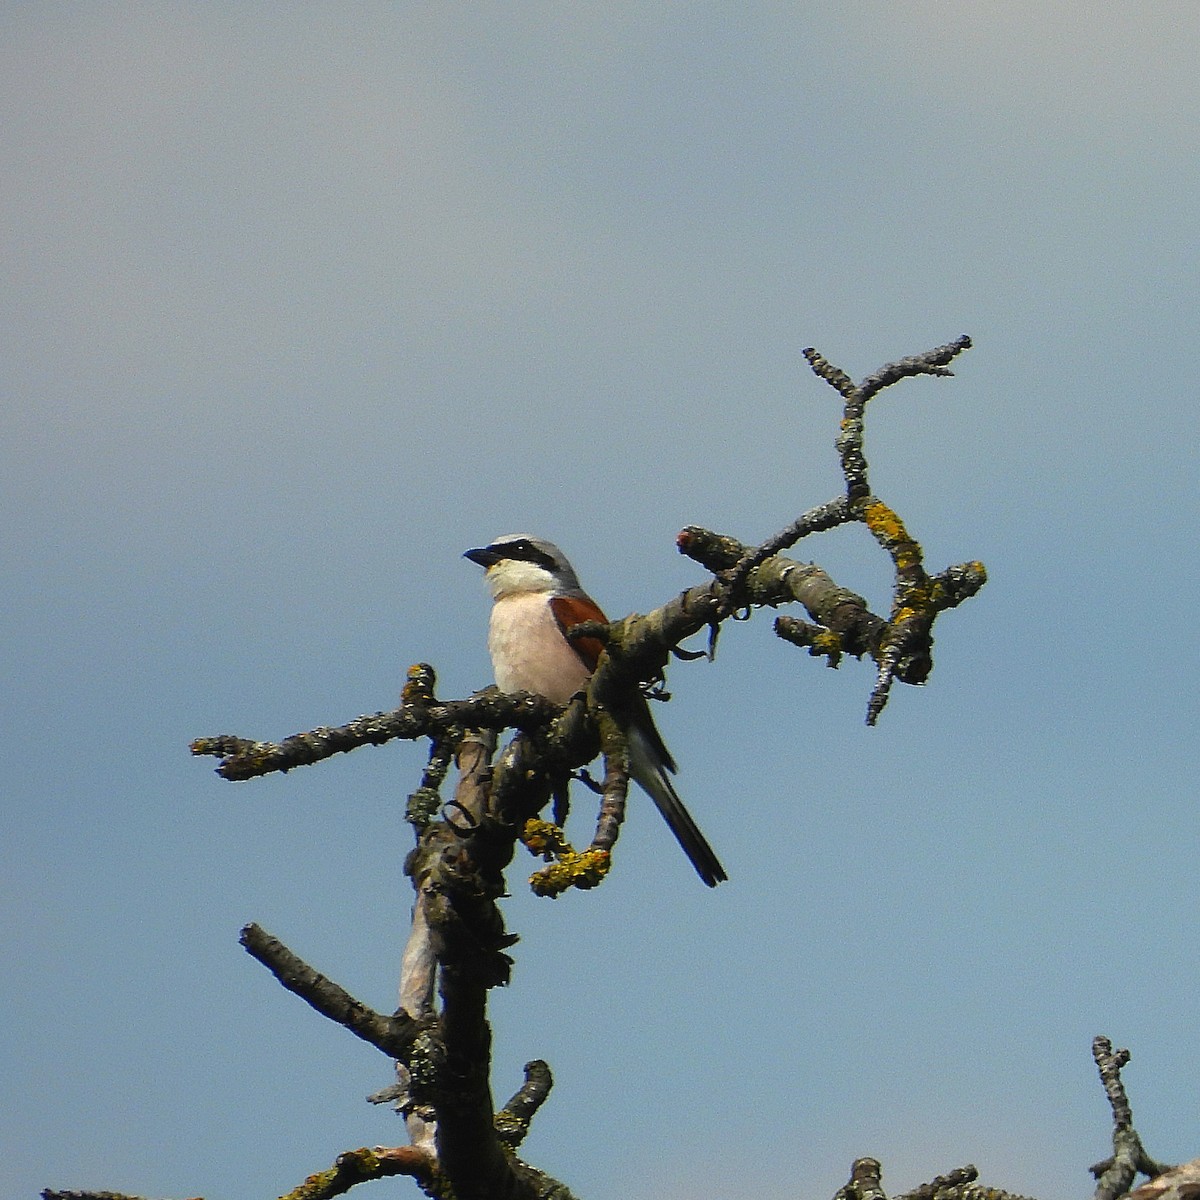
[3,5,1198,1198]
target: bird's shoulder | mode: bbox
[548,593,609,672]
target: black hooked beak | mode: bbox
[463,546,501,568]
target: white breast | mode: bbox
[488,593,592,704]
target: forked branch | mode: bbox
[165,339,995,1198]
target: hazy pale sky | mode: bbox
[3,6,1198,1199]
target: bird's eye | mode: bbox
[490,538,557,571]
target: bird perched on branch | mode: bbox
[464,534,727,887]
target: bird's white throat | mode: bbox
[483,558,559,600]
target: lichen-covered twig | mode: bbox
[1091,1036,1172,1200]
[40,1193,191,1200]
[406,735,459,828]
[690,337,982,723]
[895,1164,981,1200]
[834,1158,1037,1200]
[494,1060,554,1149]
[190,667,561,781]
[835,1157,888,1200]
[895,1162,1036,1200]
[276,1146,439,1200]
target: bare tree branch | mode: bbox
[42,1193,198,1200]
[66,338,1011,1199]
[1091,1036,1173,1200]
[194,338,987,792]
[495,1060,555,1149]
[835,1156,888,1200]
[276,1146,439,1200]
[190,669,561,781]
[239,923,422,1060]
[894,1161,1036,1200]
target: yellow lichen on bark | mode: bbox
[529,849,611,897]
[862,499,924,575]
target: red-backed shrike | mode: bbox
[464,534,727,887]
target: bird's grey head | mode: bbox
[463,534,583,597]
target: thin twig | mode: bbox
[1091,1036,1173,1200]
[239,923,419,1060]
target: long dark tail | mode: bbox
[627,723,727,887]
